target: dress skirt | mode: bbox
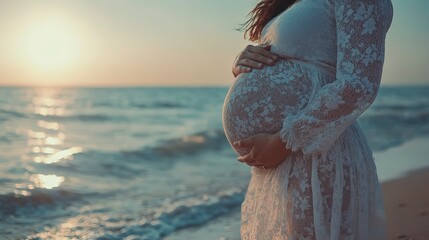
[240,121,387,240]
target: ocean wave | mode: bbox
[0,107,115,122]
[48,150,146,179]
[92,100,185,109]
[0,188,82,216]
[0,131,24,143]
[71,114,111,122]
[371,102,429,112]
[0,177,13,183]
[0,109,112,122]
[131,101,184,109]
[123,129,228,159]
[359,110,429,151]
[0,109,27,118]
[97,188,245,240]
[42,129,228,178]
[0,135,11,143]
[363,111,429,125]
[34,113,112,122]
[34,129,228,181]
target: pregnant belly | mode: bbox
[222,59,328,156]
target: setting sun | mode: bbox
[18,19,81,73]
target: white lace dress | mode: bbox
[221,0,393,239]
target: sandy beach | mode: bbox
[382,168,429,240]
[167,137,429,240]
[377,137,429,239]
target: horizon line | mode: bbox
[0,82,429,89]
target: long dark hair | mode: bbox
[240,0,297,42]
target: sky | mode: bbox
[0,0,427,87]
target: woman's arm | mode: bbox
[279,0,393,159]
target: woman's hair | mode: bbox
[240,0,297,42]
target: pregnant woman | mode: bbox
[222,0,393,239]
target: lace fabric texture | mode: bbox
[223,59,335,157]
[222,0,393,239]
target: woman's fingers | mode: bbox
[232,44,279,77]
[233,66,252,76]
[237,146,256,163]
[240,159,263,167]
[236,65,252,72]
[237,153,250,162]
[258,43,271,49]
[248,44,278,61]
[235,45,278,71]
[235,143,268,169]
[234,137,254,148]
[236,58,265,69]
[245,52,276,66]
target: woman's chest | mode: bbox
[260,0,336,61]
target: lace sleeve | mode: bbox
[279,0,393,159]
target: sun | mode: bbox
[18,18,81,73]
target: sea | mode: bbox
[0,86,428,240]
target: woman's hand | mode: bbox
[234,132,292,169]
[232,44,279,77]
